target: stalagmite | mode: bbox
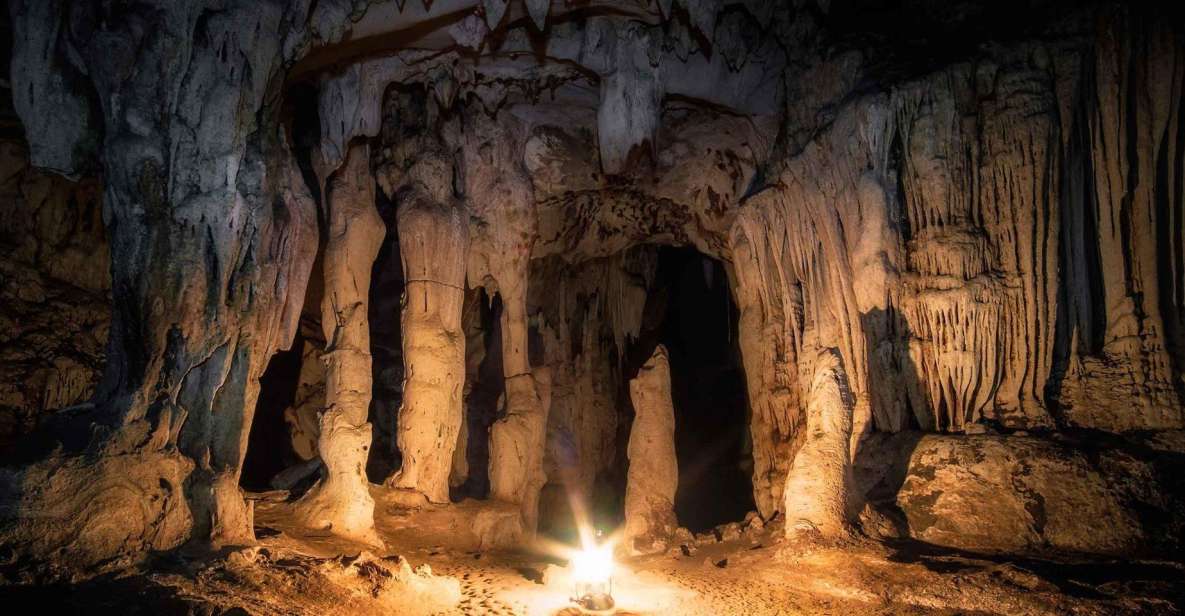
[624,345,679,555]
[7,2,1185,608]
[484,225,547,528]
[294,143,383,545]
[783,350,854,539]
[489,367,552,534]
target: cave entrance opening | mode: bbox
[625,246,756,534]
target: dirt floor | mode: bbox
[2,488,1182,615]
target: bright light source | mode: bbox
[570,541,613,585]
[569,533,615,610]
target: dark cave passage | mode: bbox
[659,248,755,533]
[621,247,756,534]
[241,339,306,491]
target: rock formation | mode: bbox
[381,86,469,505]
[293,142,384,546]
[782,350,855,538]
[624,345,679,554]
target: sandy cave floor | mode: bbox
[2,488,1183,615]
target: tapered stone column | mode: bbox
[294,143,383,545]
[783,349,854,539]
[387,196,469,504]
[489,363,552,534]
[623,345,679,555]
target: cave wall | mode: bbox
[4,0,323,567]
[0,138,109,449]
[730,7,1184,513]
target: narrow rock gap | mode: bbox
[240,337,304,491]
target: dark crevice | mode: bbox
[241,336,304,491]
[621,247,755,533]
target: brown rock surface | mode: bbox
[624,344,679,554]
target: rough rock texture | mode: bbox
[0,138,109,447]
[381,87,470,505]
[6,0,1185,578]
[624,345,679,555]
[855,432,1185,556]
[0,259,108,447]
[782,349,855,538]
[4,0,321,569]
[532,248,653,530]
[293,143,383,546]
[488,368,552,534]
[283,339,327,462]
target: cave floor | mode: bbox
[2,489,1181,615]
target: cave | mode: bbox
[2,1,1185,614]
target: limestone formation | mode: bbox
[293,143,384,546]
[624,345,679,554]
[782,350,855,539]
[854,432,1185,555]
[283,340,328,462]
[488,367,552,533]
[381,86,469,504]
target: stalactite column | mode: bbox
[388,196,469,504]
[294,143,383,545]
[782,349,854,539]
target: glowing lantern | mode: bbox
[569,534,615,610]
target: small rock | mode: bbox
[226,547,259,569]
[719,522,742,541]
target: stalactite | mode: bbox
[1055,12,1185,430]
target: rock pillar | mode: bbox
[387,195,469,504]
[294,143,383,545]
[782,349,854,539]
[489,365,552,534]
[623,345,679,554]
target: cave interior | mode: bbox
[1,0,1185,614]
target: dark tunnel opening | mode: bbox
[620,246,756,534]
[658,248,755,533]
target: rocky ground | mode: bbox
[2,491,1181,615]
